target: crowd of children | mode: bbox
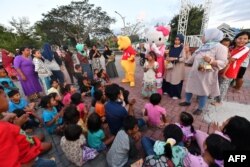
[0,30,250,167]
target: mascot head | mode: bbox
[145,26,171,47]
[117,36,131,50]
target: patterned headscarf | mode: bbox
[196,28,224,53]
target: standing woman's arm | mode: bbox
[14,57,26,81]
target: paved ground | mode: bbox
[39,55,250,167]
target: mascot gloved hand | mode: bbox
[145,26,171,94]
[117,36,136,87]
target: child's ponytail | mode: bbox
[164,143,173,159]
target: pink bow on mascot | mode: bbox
[145,26,171,94]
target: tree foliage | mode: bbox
[169,6,204,44]
[0,17,41,52]
[36,0,115,46]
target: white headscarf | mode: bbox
[196,28,224,53]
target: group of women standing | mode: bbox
[142,28,250,115]
[10,43,119,100]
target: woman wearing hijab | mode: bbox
[179,28,228,115]
[103,45,118,78]
[163,34,190,99]
[76,43,93,79]
[42,43,64,84]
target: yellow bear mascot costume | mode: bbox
[117,36,136,87]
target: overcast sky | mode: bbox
[0,0,249,33]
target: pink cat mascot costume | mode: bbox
[145,26,171,94]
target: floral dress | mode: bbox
[142,61,159,97]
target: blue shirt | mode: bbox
[42,107,62,134]
[0,77,16,94]
[105,101,128,135]
[8,98,28,112]
[87,129,105,149]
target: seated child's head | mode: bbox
[8,90,20,102]
[179,112,193,126]
[163,124,183,159]
[123,115,139,135]
[74,64,82,72]
[0,85,4,91]
[222,116,250,150]
[49,92,61,102]
[97,69,105,78]
[64,124,82,141]
[150,93,161,105]
[40,95,57,109]
[87,113,101,133]
[82,77,89,85]
[0,67,8,78]
[93,81,104,92]
[105,84,120,101]
[179,111,195,133]
[32,49,42,58]
[94,90,104,102]
[51,79,59,89]
[71,93,82,105]
[119,86,129,105]
[204,134,234,166]
[63,105,80,124]
[61,84,77,95]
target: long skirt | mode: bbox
[164,80,183,98]
[106,61,118,78]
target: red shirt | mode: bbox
[225,46,249,79]
[121,46,136,61]
[0,122,41,166]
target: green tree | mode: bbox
[0,17,41,52]
[169,6,204,44]
[36,0,115,46]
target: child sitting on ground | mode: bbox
[143,93,168,128]
[90,81,104,97]
[71,92,88,123]
[87,113,113,152]
[176,112,200,155]
[8,90,42,127]
[97,69,111,85]
[47,79,61,96]
[40,95,63,134]
[61,84,77,106]
[0,66,17,94]
[93,69,100,81]
[60,124,86,167]
[176,112,195,143]
[94,90,106,122]
[183,134,234,167]
[63,104,87,134]
[49,92,64,113]
[106,115,141,166]
[12,109,52,154]
[81,77,91,96]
